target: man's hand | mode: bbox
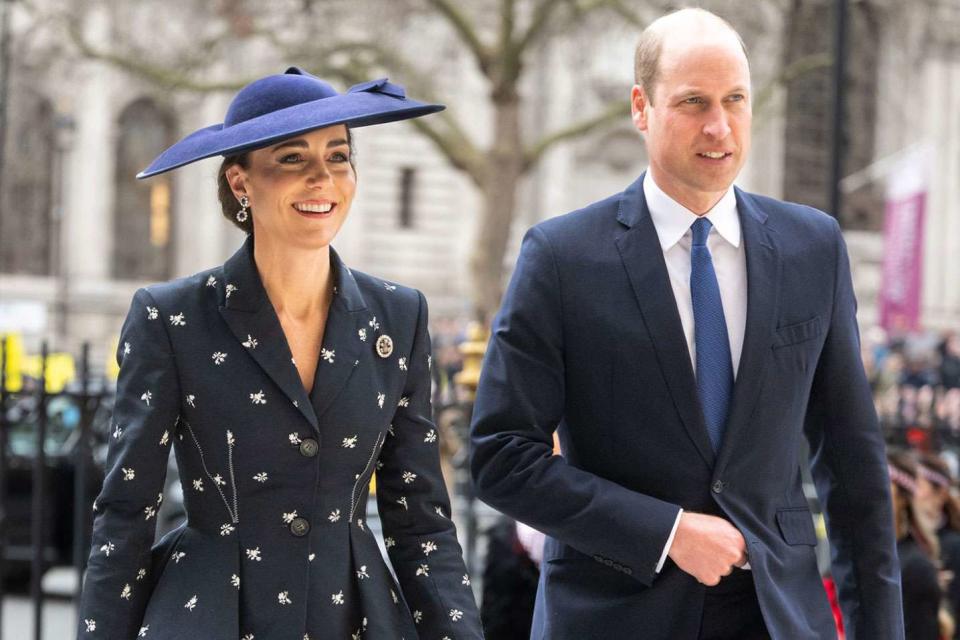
[668,512,747,586]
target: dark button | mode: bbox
[712,480,725,494]
[290,517,310,537]
[613,563,623,571]
[299,438,319,457]
[593,555,603,563]
[624,567,633,575]
[603,558,613,567]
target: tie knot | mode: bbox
[691,217,713,247]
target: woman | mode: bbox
[78,68,483,639]
[918,452,960,624]
[888,448,950,640]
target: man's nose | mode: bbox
[702,106,731,139]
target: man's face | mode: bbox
[632,35,752,213]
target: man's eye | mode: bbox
[684,97,703,105]
[728,94,745,102]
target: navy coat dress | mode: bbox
[78,237,483,640]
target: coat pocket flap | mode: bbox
[773,316,823,348]
[776,508,818,546]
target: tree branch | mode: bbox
[512,0,565,58]
[752,52,831,118]
[522,98,628,172]
[424,0,493,74]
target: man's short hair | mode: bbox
[634,8,748,105]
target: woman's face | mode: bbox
[227,125,356,250]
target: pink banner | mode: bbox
[879,192,926,332]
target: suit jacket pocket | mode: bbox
[773,316,823,349]
[776,507,818,546]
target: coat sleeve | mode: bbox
[469,226,680,586]
[77,288,180,639]
[375,290,483,639]
[802,220,905,640]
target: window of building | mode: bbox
[112,98,175,280]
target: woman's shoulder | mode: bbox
[348,268,424,313]
[136,265,227,311]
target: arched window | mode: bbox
[0,90,54,275]
[112,99,175,280]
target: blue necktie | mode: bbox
[690,218,734,451]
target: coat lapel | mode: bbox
[217,237,367,431]
[308,252,367,421]
[614,176,716,470]
[715,189,781,471]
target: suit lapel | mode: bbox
[614,176,716,470]
[309,252,367,420]
[715,190,781,471]
[217,238,367,431]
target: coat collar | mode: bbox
[218,236,368,431]
[615,176,780,471]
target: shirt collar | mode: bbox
[642,172,741,251]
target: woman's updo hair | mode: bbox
[216,127,356,234]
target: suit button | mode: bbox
[603,558,613,566]
[290,517,310,537]
[712,480,725,494]
[299,438,319,457]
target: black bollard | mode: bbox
[30,342,48,640]
[0,335,8,634]
[73,342,92,603]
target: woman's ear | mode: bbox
[225,164,248,201]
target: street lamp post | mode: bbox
[829,0,849,222]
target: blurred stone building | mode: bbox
[0,0,958,368]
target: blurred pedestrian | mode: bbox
[77,68,481,639]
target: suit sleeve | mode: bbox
[803,220,904,640]
[376,291,483,639]
[77,288,180,639]
[470,226,680,586]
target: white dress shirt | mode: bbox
[643,172,749,573]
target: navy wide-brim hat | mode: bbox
[137,67,445,179]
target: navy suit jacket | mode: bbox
[470,176,903,640]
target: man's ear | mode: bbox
[631,84,650,132]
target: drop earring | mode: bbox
[236,195,250,223]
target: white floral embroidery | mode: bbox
[424,429,437,443]
[449,609,464,622]
[358,328,367,342]
[220,523,235,536]
[144,506,156,520]
[212,351,227,365]
[369,317,380,331]
[186,394,196,408]
[282,510,298,524]
[278,590,292,605]
[141,391,152,405]
[253,472,268,483]
[413,610,423,623]
[321,348,335,364]
[398,357,407,371]
[416,563,430,577]
[213,474,226,487]
[289,432,302,445]
[123,342,131,356]
[122,467,135,481]
[146,306,159,320]
[136,568,147,581]
[357,518,365,531]
[112,424,123,439]
[241,635,253,640]
[385,536,396,548]
[402,471,417,484]
[206,275,217,287]
[384,282,397,291]
[387,424,395,437]
[435,506,446,518]
[231,574,240,588]
[84,619,96,632]
[159,430,169,446]
[342,435,358,449]
[427,354,432,369]
[328,509,341,523]
[391,589,398,604]
[422,541,437,556]
[397,496,409,510]
[356,565,369,579]
[377,393,385,409]
[376,460,384,470]
[246,547,262,561]
[184,595,197,611]
[138,625,149,637]
[225,283,238,299]
[398,396,410,407]
[169,313,186,327]
[309,553,316,561]
[462,573,471,586]
[243,335,258,349]
[332,590,345,605]
[192,479,204,492]
[120,583,132,600]
[100,541,115,557]
[171,551,186,563]
[250,390,267,405]
[227,430,235,446]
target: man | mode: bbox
[469,8,903,640]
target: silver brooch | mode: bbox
[376,335,393,358]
